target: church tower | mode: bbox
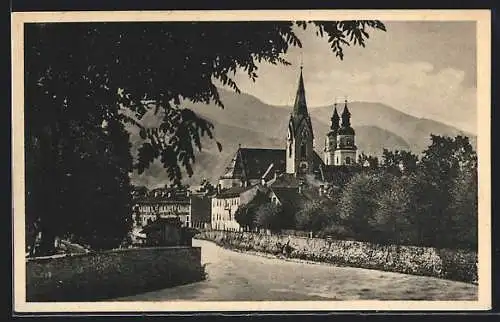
[286,67,314,176]
[334,100,357,166]
[324,103,340,165]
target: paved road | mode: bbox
[115,239,477,301]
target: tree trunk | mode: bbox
[35,123,61,256]
[37,223,56,256]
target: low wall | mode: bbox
[196,231,477,284]
[26,246,204,302]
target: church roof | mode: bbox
[330,106,340,131]
[338,102,355,135]
[293,68,308,116]
[337,126,355,135]
[289,68,314,139]
[221,147,287,181]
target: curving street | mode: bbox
[115,239,477,301]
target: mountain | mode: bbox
[130,118,285,188]
[129,88,476,188]
[308,101,476,156]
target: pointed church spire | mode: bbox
[341,99,351,127]
[330,103,340,131]
[293,66,308,116]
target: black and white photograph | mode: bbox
[11,10,491,312]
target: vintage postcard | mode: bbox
[12,9,491,313]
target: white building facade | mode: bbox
[133,197,192,229]
[211,187,246,231]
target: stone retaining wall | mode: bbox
[196,231,477,284]
[26,246,204,302]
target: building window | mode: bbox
[346,156,351,164]
[289,144,292,157]
[300,141,307,159]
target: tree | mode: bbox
[369,175,419,245]
[418,135,477,248]
[234,205,255,231]
[447,157,478,250]
[132,186,149,198]
[337,172,393,239]
[234,190,270,230]
[25,84,134,254]
[255,202,283,232]
[295,199,337,233]
[25,21,386,254]
[420,135,476,180]
[55,112,133,250]
[358,152,379,169]
[133,206,142,227]
[197,179,216,195]
[381,149,418,175]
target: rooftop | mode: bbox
[134,196,190,205]
[221,147,286,181]
[271,186,310,216]
[215,186,249,199]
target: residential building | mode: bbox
[211,186,247,231]
[132,188,192,228]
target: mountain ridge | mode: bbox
[129,88,476,188]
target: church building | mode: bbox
[211,66,359,230]
[324,101,358,166]
[217,66,358,189]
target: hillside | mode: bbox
[129,88,476,188]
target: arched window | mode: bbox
[346,156,351,165]
[289,144,292,157]
[300,141,307,159]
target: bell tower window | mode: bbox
[300,141,307,159]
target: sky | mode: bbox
[227,21,477,134]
